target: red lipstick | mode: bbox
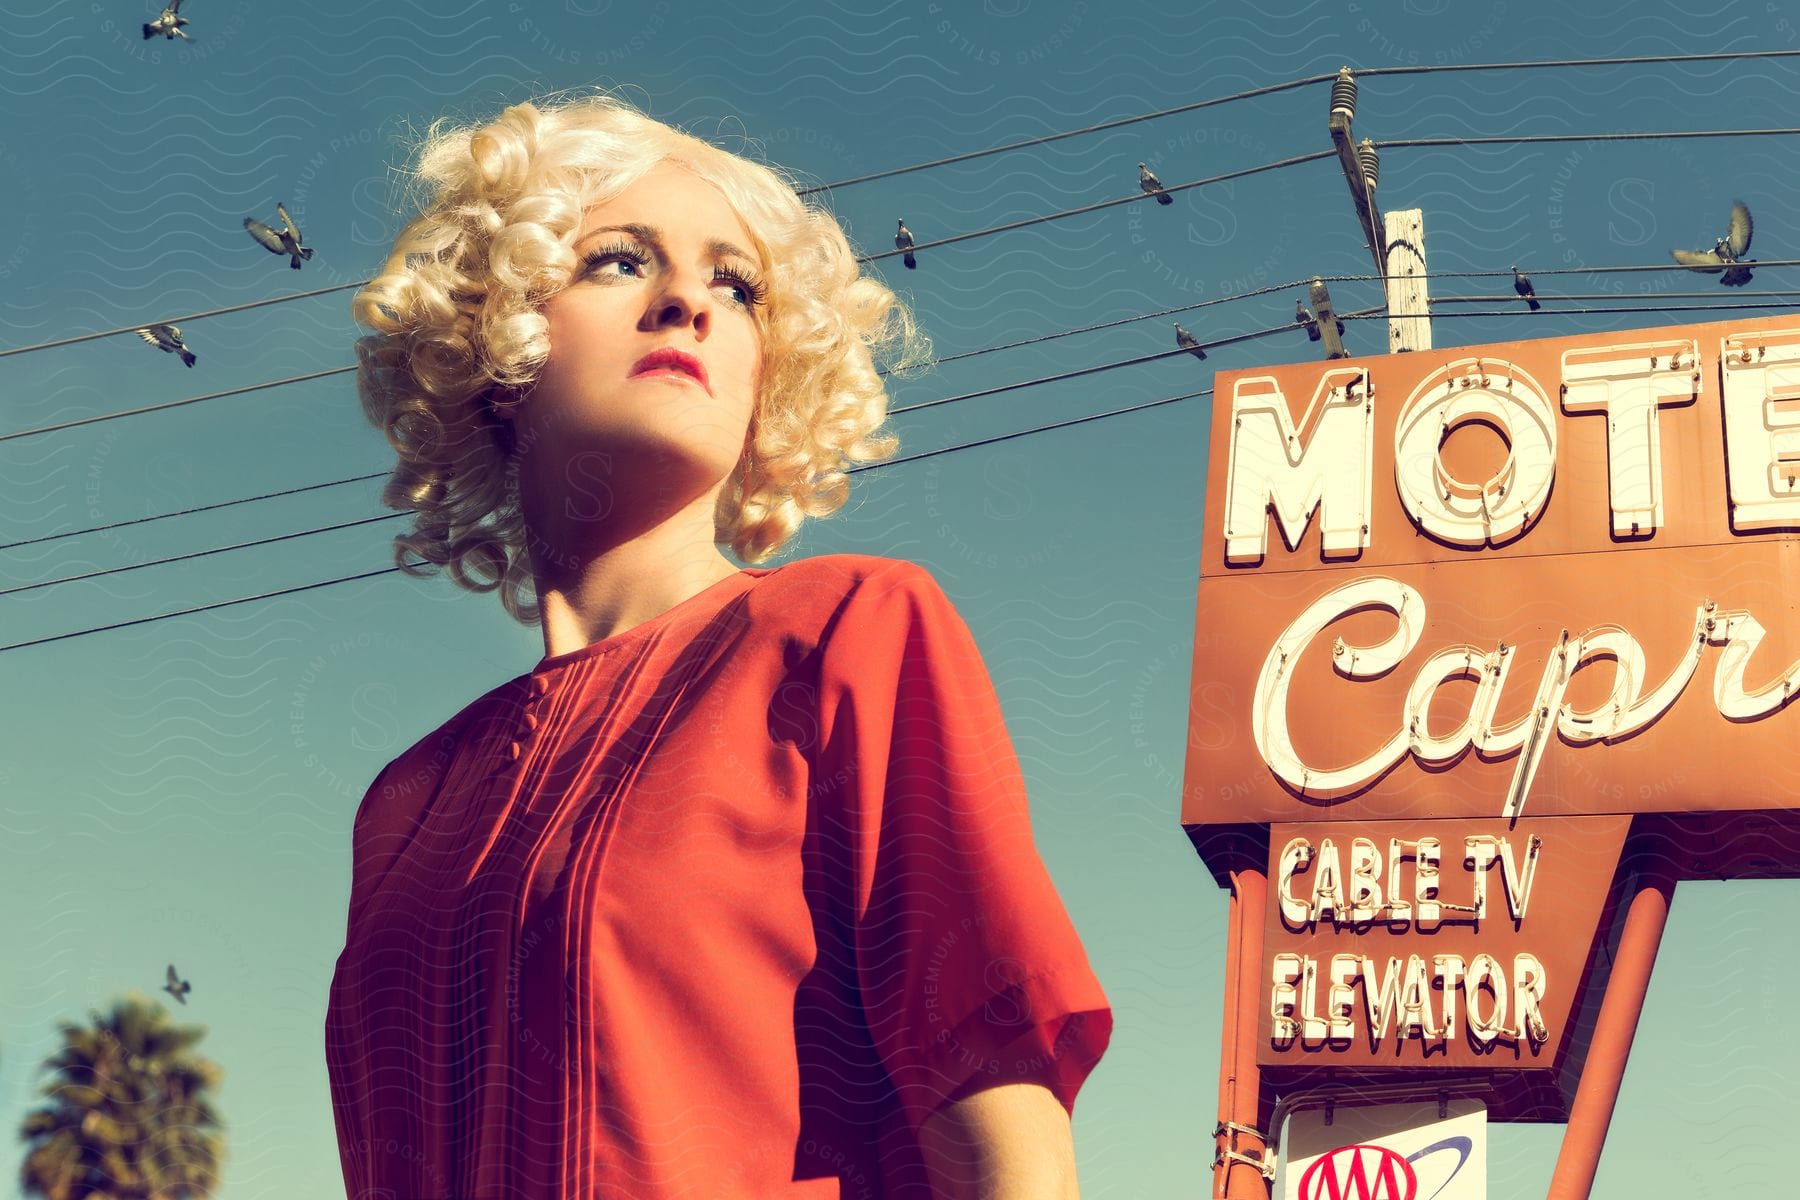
[629,347,710,394]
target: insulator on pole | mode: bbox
[1330,66,1357,122]
[1357,138,1379,191]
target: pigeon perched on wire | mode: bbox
[143,0,190,40]
[1173,322,1207,361]
[1672,199,1755,287]
[136,324,195,367]
[895,219,917,270]
[1138,161,1173,205]
[1295,300,1321,342]
[163,964,191,1005]
[1512,267,1541,311]
[244,202,314,270]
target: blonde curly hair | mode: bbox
[353,89,933,627]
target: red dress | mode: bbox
[325,553,1112,1198]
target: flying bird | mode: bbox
[1512,267,1541,311]
[894,219,916,270]
[136,324,195,367]
[163,964,191,1006]
[245,202,314,269]
[1295,299,1321,342]
[1138,161,1173,205]
[1173,322,1207,361]
[143,0,191,40]
[1672,199,1755,287]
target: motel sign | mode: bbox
[1182,312,1800,1196]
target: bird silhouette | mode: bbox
[1672,199,1755,287]
[143,0,190,40]
[163,964,192,1005]
[1512,267,1541,311]
[136,324,196,367]
[894,219,916,270]
[1138,161,1173,205]
[1295,300,1321,342]
[245,202,314,269]
[1173,322,1207,361]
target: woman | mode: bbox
[326,91,1112,1199]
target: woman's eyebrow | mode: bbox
[581,221,758,268]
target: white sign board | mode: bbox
[1275,1099,1486,1200]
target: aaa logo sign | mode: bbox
[1296,1144,1416,1200]
[1277,1100,1484,1200]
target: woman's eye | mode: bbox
[713,268,769,309]
[581,243,651,279]
[589,256,640,279]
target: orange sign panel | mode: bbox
[1257,816,1626,1074]
[1183,312,1800,829]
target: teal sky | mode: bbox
[2,1,1797,1195]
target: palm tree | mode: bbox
[18,990,224,1200]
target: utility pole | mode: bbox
[1327,66,1432,353]
[1384,208,1431,352]
[1308,278,1347,360]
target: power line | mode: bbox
[0,471,388,552]
[0,383,1214,655]
[791,49,1800,195]
[1380,127,1800,150]
[0,281,366,361]
[0,366,356,444]
[891,310,1381,416]
[1356,48,1800,77]
[1375,260,1800,281]
[1343,300,1800,319]
[0,512,402,598]
[793,82,1339,195]
[1433,291,1800,304]
[930,275,1368,367]
[859,149,1340,265]
[0,561,426,656]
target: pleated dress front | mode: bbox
[325,552,1113,1198]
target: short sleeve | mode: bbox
[343,759,400,937]
[341,722,458,935]
[811,560,1113,1137]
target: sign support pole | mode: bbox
[1545,867,1676,1198]
[1213,866,1273,1198]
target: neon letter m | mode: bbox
[1223,367,1373,563]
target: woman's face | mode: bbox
[506,158,766,538]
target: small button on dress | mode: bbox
[325,554,1113,1199]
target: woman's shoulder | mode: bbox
[357,674,521,808]
[750,553,960,654]
[758,551,942,601]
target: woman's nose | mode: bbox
[644,267,710,331]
